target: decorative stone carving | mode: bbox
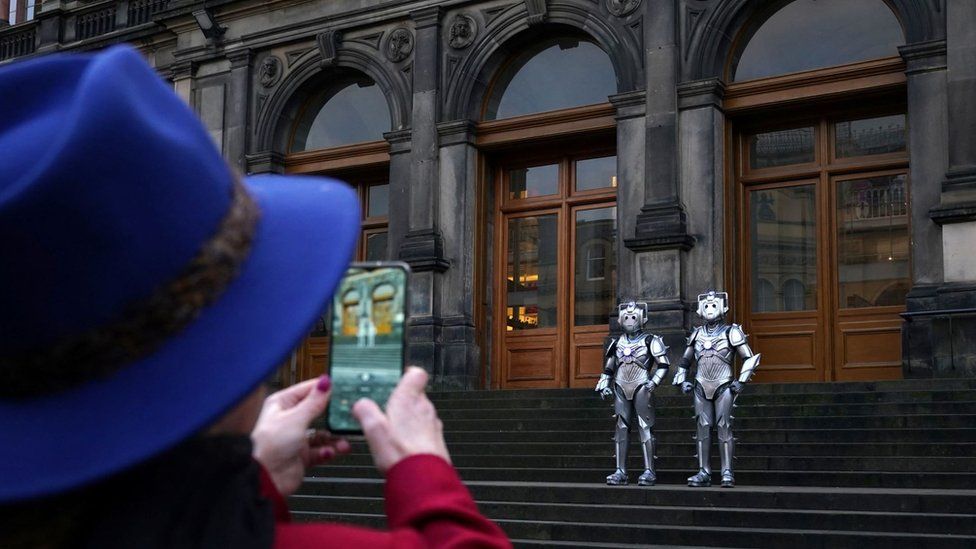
[448,14,477,49]
[258,55,282,88]
[385,27,414,63]
[607,0,641,17]
[524,0,547,25]
[317,29,341,67]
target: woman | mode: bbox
[0,45,510,548]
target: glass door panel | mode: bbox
[573,206,617,326]
[749,185,818,312]
[745,182,823,383]
[508,164,559,200]
[506,214,559,331]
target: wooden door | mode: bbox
[495,152,617,389]
[735,109,909,382]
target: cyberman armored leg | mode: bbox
[689,384,714,487]
[714,385,736,487]
[633,385,656,486]
[608,385,633,485]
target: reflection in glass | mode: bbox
[750,186,818,312]
[509,164,559,199]
[485,38,617,120]
[367,184,390,218]
[575,207,617,326]
[507,215,558,330]
[835,114,906,158]
[749,127,815,169]
[364,232,388,261]
[575,156,617,192]
[291,79,391,151]
[734,0,904,81]
[837,174,909,308]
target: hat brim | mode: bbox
[0,174,360,502]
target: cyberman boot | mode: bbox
[638,437,656,486]
[607,438,629,485]
[687,438,712,487]
[720,439,735,487]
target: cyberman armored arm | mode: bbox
[595,340,619,400]
[728,324,761,393]
[645,335,670,391]
[671,336,697,393]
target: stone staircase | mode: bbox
[293,378,976,547]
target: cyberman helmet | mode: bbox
[696,291,729,322]
[617,301,648,334]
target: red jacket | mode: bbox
[260,455,512,548]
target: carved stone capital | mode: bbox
[410,6,442,29]
[244,151,285,174]
[609,90,646,120]
[942,166,976,193]
[168,60,197,81]
[677,78,726,111]
[384,129,413,155]
[399,229,451,272]
[436,120,477,146]
[226,48,253,69]
[624,202,696,252]
[899,39,947,75]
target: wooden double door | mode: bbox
[734,108,909,382]
[494,150,618,389]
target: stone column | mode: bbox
[169,60,196,104]
[677,78,726,301]
[384,129,412,267]
[608,90,646,304]
[436,120,480,389]
[397,7,452,383]
[898,39,949,377]
[224,49,252,172]
[624,0,691,348]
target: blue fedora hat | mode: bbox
[0,46,360,501]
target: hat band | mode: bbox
[0,177,261,399]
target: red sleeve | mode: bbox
[268,455,511,549]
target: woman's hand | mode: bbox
[251,376,351,497]
[352,367,451,475]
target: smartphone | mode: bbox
[325,261,410,435]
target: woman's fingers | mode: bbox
[292,375,332,424]
[352,398,398,473]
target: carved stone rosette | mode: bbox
[606,0,641,17]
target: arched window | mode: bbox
[732,0,904,82]
[755,279,776,313]
[290,74,391,152]
[484,37,617,120]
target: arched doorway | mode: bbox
[479,33,620,389]
[727,0,909,382]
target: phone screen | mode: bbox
[326,263,408,434]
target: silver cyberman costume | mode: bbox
[594,302,670,486]
[672,291,760,488]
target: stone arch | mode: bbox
[253,43,411,155]
[443,2,642,121]
[683,0,944,82]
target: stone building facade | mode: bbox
[3,0,974,389]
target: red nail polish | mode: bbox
[320,447,335,459]
[317,375,331,392]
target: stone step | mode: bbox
[341,441,976,457]
[435,401,976,420]
[292,511,976,548]
[309,465,976,489]
[297,478,976,515]
[441,427,976,444]
[326,453,976,472]
[429,378,976,401]
[432,390,976,409]
[287,495,976,535]
[436,413,976,431]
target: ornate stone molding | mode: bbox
[447,13,477,50]
[399,228,451,272]
[609,90,646,120]
[942,166,976,193]
[168,60,197,81]
[436,120,477,146]
[624,203,696,252]
[899,39,947,75]
[929,200,976,225]
[385,27,414,63]
[606,0,641,17]
[677,78,725,110]
[226,48,253,69]
[258,55,282,88]
[410,6,442,30]
[384,129,413,155]
[316,29,341,67]
[244,150,285,174]
[524,0,547,25]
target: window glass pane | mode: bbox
[575,207,617,326]
[509,164,558,200]
[485,38,617,120]
[367,183,389,218]
[750,186,818,312]
[734,0,904,81]
[575,156,617,192]
[291,79,390,152]
[507,215,558,330]
[835,114,906,158]
[364,231,388,261]
[836,174,909,308]
[749,127,815,169]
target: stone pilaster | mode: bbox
[608,90,645,306]
[169,60,196,104]
[225,48,252,171]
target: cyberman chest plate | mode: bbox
[614,333,650,400]
[694,326,734,399]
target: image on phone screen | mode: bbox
[327,264,408,433]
